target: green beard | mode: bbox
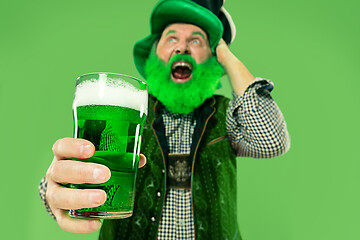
[144,54,224,114]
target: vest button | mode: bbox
[161,169,165,174]
[156,191,161,197]
[151,216,156,222]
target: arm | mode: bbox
[216,39,255,96]
[226,79,290,157]
[216,40,290,157]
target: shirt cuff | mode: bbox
[229,77,274,114]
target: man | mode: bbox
[39,0,290,239]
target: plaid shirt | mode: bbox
[157,110,196,239]
[157,78,290,239]
[39,78,290,239]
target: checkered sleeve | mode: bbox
[226,77,290,158]
[39,176,56,220]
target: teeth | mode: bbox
[172,61,192,70]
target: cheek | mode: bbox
[156,45,173,62]
[194,49,212,63]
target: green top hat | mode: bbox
[134,0,235,78]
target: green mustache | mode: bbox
[144,54,223,114]
[167,54,197,71]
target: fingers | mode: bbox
[49,138,110,185]
[47,138,147,233]
[216,38,227,53]
[48,185,106,210]
[217,38,226,46]
[54,209,102,233]
[53,138,95,160]
[50,160,110,184]
[47,179,106,233]
[138,154,147,168]
[216,38,233,67]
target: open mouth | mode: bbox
[171,61,193,83]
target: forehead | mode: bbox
[161,23,208,39]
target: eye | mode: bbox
[191,39,201,44]
[168,38,177,43]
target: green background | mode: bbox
[1,0,359,239]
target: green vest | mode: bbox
[99,95,241,240]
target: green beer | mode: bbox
[69,73,147,219]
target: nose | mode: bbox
[174,41,190,55]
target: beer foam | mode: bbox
[74,78,148,115]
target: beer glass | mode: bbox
[68,73,147,219]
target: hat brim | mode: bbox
[134,0,223,78]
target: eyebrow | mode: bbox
[164,30,206,40]
[165,30,176,36]
[191,31,206,40]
